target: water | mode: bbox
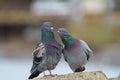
[0,58,119,80]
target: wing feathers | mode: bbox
[80,40,93,60]
[32,43,45,58]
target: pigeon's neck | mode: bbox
[63,37,79,50]
[41,29,55,42]
[63,39,73,46]
[62,36,74,47]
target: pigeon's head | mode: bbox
[41,22,54,32]
[58,28,69,37]
[58,28,73,44]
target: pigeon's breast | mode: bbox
[43,44,62,70]
[65,41,80,51]
[64,46,88,71]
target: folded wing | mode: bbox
[30,43,46,73]
[80,40,93,60]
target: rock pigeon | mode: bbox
[57,28,93,72]
[28,22,63,79]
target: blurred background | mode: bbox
[0,0,120,80]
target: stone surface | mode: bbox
[28,71,108,80]
[109,78,120,80]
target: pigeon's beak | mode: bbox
[50,27,54,30]
[57,31,61,36]
[57,30,60,33]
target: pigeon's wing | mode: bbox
[32,43,45,57]
[29,43,45,79]
[30,43,46,73]
[80,40,93,60]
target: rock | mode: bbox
[109,78,120,80]
[28,71,108,80]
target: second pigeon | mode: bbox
[58,28,93,72]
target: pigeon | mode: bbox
[28,22,63,79]
[57,28,93,72]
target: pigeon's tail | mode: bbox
[28,70,42,79]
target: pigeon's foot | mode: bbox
[74,66,86,72]
[43,71,56,77]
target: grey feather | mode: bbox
[80,40,93,60]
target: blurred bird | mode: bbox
[58,28,93,72]
[28,22,63,79]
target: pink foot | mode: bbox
[43,71,55,77]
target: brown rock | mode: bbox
[28,71,108,80]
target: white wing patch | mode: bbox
[32,43,46,58]
[80,40,93,56]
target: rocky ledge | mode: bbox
[28,71,111,80]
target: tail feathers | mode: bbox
[28,70,41,79]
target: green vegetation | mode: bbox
[68,15,120,49]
